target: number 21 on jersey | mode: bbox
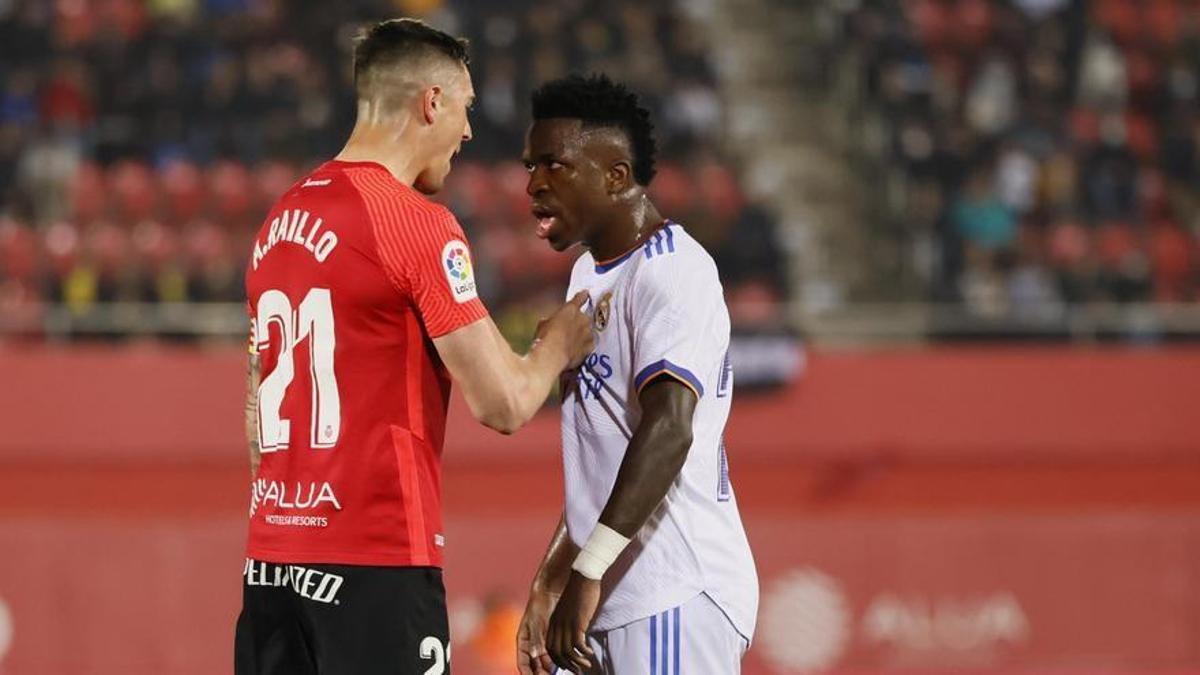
[254,288,341,452]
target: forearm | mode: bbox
[436,292,590,434]
[531,515,578,596]
[454,318,570,433]
[245,355,261,478]
[508,335,572,425]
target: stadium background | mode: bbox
[0,0,1198,673]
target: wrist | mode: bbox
[530,576,563,598]
[571,523,631,581]
[531,334,569,370]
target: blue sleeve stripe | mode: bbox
[665,224,676,252]
[634,359,705,398]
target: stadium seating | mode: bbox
[831,0,1200,309]
[0,0,788,339]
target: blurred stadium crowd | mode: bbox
[836,0,1200,314]
[0,0,788,339]
[6,0,1197,340]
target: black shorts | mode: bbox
[234,559,450,675]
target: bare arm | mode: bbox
[597,379,696,536]
[544,378,697,671]
[518,515,577,674]
[530,515,577,597]
[245,354,261,479]
[433,291,593,434]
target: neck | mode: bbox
[335,112,424,186]
[589,193,665,262]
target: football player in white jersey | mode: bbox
[516,74,759,675]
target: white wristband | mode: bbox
[571,523,631,581]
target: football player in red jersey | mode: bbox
[234,19,593,675]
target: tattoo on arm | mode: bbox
[246,355,261,479]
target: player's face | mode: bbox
[414,65,474,195]
[523,119,614,252]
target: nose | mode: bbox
[526,166,548,197]
[462,118,472,142]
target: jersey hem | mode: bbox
[591,589,756,646]
[590,585,702,634]
[246,546,442,568]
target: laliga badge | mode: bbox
[441,239,478,303]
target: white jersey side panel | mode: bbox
[561,223,758,641]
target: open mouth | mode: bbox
[531,205,560,240]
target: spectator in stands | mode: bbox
[836,0,1200,311]
[0,0,788,340]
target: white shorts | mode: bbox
[566,593,748,675]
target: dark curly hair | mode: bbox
[531,74,658,186]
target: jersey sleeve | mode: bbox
[629,256,724,400]
[373,204,489,338]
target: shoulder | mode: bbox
[343,165,461,236]
[633,222,721,295]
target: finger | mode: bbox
[518,636,541,675]
[568,290,590,309]
[548,624,568,670]
[537,652,556,674]
[576,630,595,657]
[555,628,582,673]
[570,630,593,670]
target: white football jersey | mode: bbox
[561,221,758,641]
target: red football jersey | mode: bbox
[244,160,487,567]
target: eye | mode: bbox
[522,161,535,173]
[549,161,565,171]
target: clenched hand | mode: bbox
[545,571,600,673]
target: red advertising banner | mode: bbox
[0,466,1197,674]
[0,345,1197,673]
[2,344,1197,465]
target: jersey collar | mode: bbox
[593,220,673,274]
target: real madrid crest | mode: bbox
[594,291,613,332]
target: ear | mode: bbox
[421,86,442,125]
[606,160,633,195]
